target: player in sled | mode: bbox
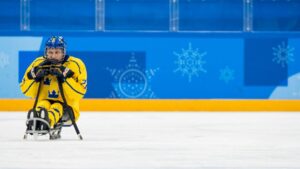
[20,36,87,140]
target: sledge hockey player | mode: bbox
[20,36,87,139]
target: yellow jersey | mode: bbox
[20,56,87,120]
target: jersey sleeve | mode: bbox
[63,58,87,102]
[19,57,45,98]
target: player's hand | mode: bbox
[27,66,49,82]
[49,66,74,83]
[27,59,53,81]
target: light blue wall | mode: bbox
[0,37,42,98]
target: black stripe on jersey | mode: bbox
[67,60,81,74]
[48,111,56,123]
[66,80,85,95]
[53,108,62,116]
[23,81,36,94]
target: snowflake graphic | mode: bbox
[272,41,295,68]
[107,53,159,98]
[0,52,10,69]
[173,43,207,82]
[219,66,235,84]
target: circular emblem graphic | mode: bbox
[118,69,148,98]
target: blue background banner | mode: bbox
[12,34,300,99]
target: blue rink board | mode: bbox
[17,35,300,99]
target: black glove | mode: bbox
[27,67,49,82]
[27,60,52,82]
[49,66,74,83]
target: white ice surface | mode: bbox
[0,112,300,169]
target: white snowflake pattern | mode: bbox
[107,53,159,98]
[272,41,295,68]
[219,66,235,84]
[173,43,207,82]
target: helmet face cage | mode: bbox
[44,36,67,62]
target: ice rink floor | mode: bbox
[1,112,300,169]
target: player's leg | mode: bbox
[27,100,51,119]
[48,102,65,140]
[36,100,51,111]
[48,102,63,128]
